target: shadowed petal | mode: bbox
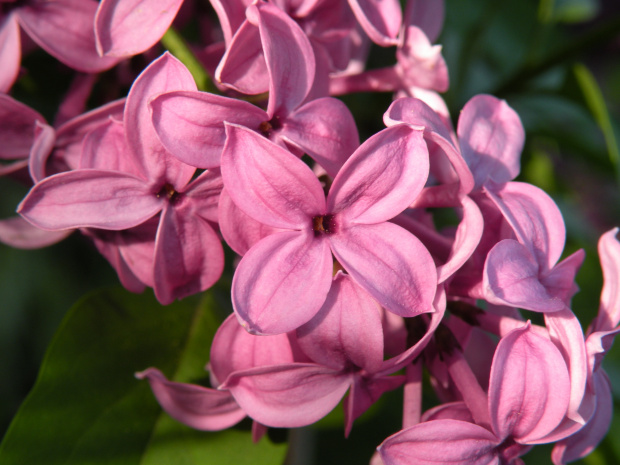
[348,0,402,46]
[0,93,45,160]
[18,170,162,230]
[592,228,620,332]
[232,230,333,335]
[0,216,71,249]
[330,222,436,317]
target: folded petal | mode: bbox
[18,170,162,230]
[457,95,524,190]
[281,97,359,178]
[153,203,224,304]
[593,228,620,332]
[232,230,333,335]
[489,323,570,443]
[28,121,56,183]
[379,419,499,465]
[329,125,429,224]
[0,14,20,92]
[348,0,402,46]
[483,239,565,312]
[224,363,351,427]
[136,368,246,431]
[17,0,119,72]
[151,90,266,169]
[330,222,436,317]
[221,124,325,230]
[95,0,184,57]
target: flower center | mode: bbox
[156,183,180,204]
[312,214,336,236]
[259,116,282,137]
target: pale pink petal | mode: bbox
[17,0,119,72]
[330,222,436,317]
[457,95,524,190]
[378,419,499,465]
[297,272,384,372]
[0,14,20,92]
[232,230,333,335]
[152,203,224,304]
[483,239,565,312]
[136,368,246,431]
[0,216,71,249]
[151,90,266,169]
[123,52,197,185]
[95,0,184,57]
[221,124,325,230]
[329,125,428,224]
[0,93,45,160]
[593,228,620,332]
[348,0,402,46]
[18,170,162,230]
[218,187,279,256]
[281,97,359,178]
[209,314,295,385]
[489,323,570,443]
[396,26,448,92]
[223,363,351,427]
[540,248,585,305]
[404,0,445,43]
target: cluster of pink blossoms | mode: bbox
[1,0,619,463]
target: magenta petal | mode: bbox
[18,170,162,230]
[489,323,570,443]
[153,204,224,305]
[0,216,71,249]
[123,52,197,184]
[330,222,436,318]
[28,122,56,183]
[348,0,402,46]
[379,419,499,465]
[95,0,184,57]
[483,239,565,312]
[457,94,524,189]
[248,2,315,117]
[329,125,429,224]
[136,368,246,431]
[151,90,266,169]
[224,364,351,427]
[209,0,248,46]
[0,93,45,160]
[297,272,384,372]
[232,230,333,335]
[221,124,325,230]
[282,97,359,178]
[0,14,20,92]
[17,0,119,72]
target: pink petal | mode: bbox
[136,368,246,431]
[218,187,280,256]
[209,0,250,45]
[221,124,325,230]
[232,230,333,335]
[404,0,445,43]
[17,0,119,72]
[123,52,197,185]
[152,203,224,305]
[281,97,359,178]
[0,216,71,249]
[28,121,56,183]
[329,125,429,224]
[297,272,384,372]
[457,95,524,190]
[489,323,570,443]
[593,228,620,331]
[396,26,449,92]
[348,0,402,46]
[0,14,20,92]
[378,419,499,465]
[95,0,184,57]
[329,222,436,318]
[18,170,162,230]
[151,90,266,169]
[224,363,351,427]
[540,248,585,305]
[483,239,565,312]
[0,93,45,160]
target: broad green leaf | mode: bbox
[0,287,288,465]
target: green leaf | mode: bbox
[0,287,288,465]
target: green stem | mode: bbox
[160,28,217,93]
[493,13,620,97]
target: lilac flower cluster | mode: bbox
[1,0,619,463]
